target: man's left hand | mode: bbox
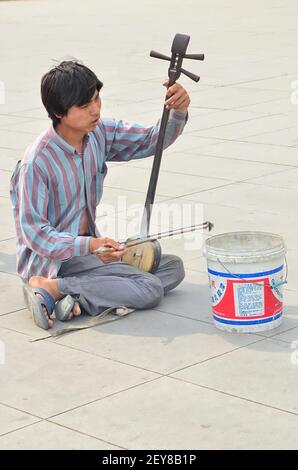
[163,78,190,114]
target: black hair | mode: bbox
[41,60,103,127]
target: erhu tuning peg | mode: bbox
[150,50,171,61]
[181,67,200,82]
[183,53,205,61]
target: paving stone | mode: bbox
[247,167,298,189]
[194,140,298,167]
[51,376,298,450]
[0,237,17,274]
[182,86,287,111]
[0,129,34,151]
[129,151,290,181]
[0,169,11,198]
[0,147,21,172]
[55,307,261,374]
[0,404,39,437]
[237,74,298,92]
[0,273,25,315]
[271,325,298,345]
[183,182,298,217]
[245,126,298,146]
[181,109,260,135]
[154,269,213,323]
[236,98,297,116]
[105,165,230,198]
[1,119,50,135]
[173,338,298,414]
[0,197,15,240]
[0,328,158,418]
[194,114,298,140]
[0,420,121,450]
[0,115,33,129]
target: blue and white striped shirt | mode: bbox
[10,111,188,280]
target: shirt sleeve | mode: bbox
[103,110,188,162]
[17,163,91,261]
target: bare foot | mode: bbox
[72,301,81,317]
[62,301,81,321]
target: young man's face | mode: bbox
[59,89,101,132]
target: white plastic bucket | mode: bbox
[204,231,287,333]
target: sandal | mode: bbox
[54,295,76,321]
[23,284,55,330]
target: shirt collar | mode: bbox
[49,125,90,156]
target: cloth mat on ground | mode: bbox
[30,306,136,342]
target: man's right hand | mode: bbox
[89,237,127,264]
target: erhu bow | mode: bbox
[94,222,214,273]
[94,34,213,272]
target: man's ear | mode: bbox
[54,113,62,119]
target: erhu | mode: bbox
[94,34,213,272]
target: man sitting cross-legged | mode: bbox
[10,60,189,329]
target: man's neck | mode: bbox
[55,123,85,153]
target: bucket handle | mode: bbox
[216,255,288,294]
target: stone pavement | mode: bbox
[1,0,298,450]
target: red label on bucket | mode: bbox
[208,266,283,323]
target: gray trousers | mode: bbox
[57,254,185,316]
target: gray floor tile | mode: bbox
[1,119,50,135]
[0,328,158,418]
[184,256,206,273]
[0,308,52,340]
[181,109,260,134]
[96,186,168,220]
[105,165,230,198]
[6,108,49,121]
[182,86,287,111]
[195,140,298,167]
[183,182,298,217]
[0,404,39,437]
[0,237,16,274]
[55,307,261,374]
[0,115,33,130]
[129,151,289,182]
[0,272,25,314]
[245,126,298,146]
[269,326,298,345]
[0,197,17,240]
[0,129,39,151]
[236,98,297,116]
[236,74,298,92]
[162,135,226,154]
[0,169,11,198]
[0,420,121,450]
[0,147,21,172]
[246,166,298,190]
[174,200,298,250]
[155,270,213,323]
[194,114,298,140]
[51,376,298,450]
[173,338,298,414]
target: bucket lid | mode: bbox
[204,231,286,263]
